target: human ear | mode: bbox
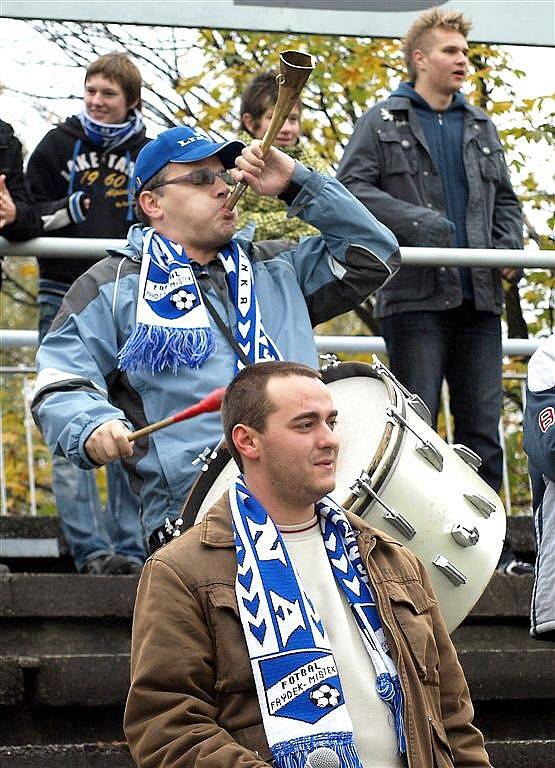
[232,424,260,463]
[242,113,258,138]
[413,48,426,74]
[138,190,162,221]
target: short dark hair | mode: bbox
[86,53,143,110]
[134,167,168,225]
[222,361,321,470]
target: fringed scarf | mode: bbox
[118,228,281,374]
[230,479,406,768]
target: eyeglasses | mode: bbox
[150,168,235,191]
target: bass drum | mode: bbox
[181,361,506,632]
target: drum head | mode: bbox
[183,362,396,525]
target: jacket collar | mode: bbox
[199,490,402,553]
[111,223,254,264]
[385,91,489,123]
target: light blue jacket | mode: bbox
[33,164,400,539]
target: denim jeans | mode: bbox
[38,295,146,570]
[381,302,503,492]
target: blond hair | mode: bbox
[403,7,472,81]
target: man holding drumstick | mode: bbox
[32,124,400,555]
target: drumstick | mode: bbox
[127,387,226,443]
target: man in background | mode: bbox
[32,124,399,555]
[337,8,523,513]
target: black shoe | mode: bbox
[82,554,130,575]
[497,547,534,575]
[503,558,534,576]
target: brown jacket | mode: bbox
[124,496,491,768]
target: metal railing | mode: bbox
[1,238,551,517]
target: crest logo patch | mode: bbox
[538,406,555,433]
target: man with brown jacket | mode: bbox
[125,361,491,768]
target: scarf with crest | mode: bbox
[230,478,406,768]
[118,228,281,374]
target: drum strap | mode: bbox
[199,281,252,368]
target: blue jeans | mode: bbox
[381,302,503,492]
[38,295,146,570]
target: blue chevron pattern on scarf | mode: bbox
[230,479,406,768]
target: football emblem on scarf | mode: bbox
[171,289,197,312]
[310,684,341,709]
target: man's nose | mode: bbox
[319,422,339,449]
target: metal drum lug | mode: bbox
[433,555,467,586]
[192,446,219,472]
[415,441,444,472]
[452,444,482,471]
[407,393,432,426]
[319,353,339,369]
[355,473,416,540]
[386,406,443,471]
[382,510,417,540]
[464,493,496,518]
[451,523,480,547]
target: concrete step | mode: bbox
[0,574,138,618]
[0,571,531,622]
[0,740,554,768]
[1,644,553,710]
[0,514,536,571]
[0,743,133,767]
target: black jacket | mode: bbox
[0,119,43,241]
[337,89,524,317]
[26,115,149,287]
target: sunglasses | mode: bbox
[150,168,235,191]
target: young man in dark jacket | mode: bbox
[26,53,150,575]
[337,8,523,499]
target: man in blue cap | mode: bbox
[32,125,401,554]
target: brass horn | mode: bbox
[224,50,314,210]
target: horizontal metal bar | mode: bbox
[0,236,553,268]
[0,329,542,357]
[315,335,540,357]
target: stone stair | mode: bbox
[1,515,554,767]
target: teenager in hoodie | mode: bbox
[26,53,150,575]
[337,8,523,511]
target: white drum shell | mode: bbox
[190,365,506,632]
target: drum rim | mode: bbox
[321,361,406,512]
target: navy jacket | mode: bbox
[337,86,523,318]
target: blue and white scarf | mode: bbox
[79,108,144,151]
[230,479,406,768]
[118,228,281,374]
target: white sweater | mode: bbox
[280,517,403,768]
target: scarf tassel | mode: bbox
[376,674,406,754]
[118,322,215,374]
[272,732,364,768]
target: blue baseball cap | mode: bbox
[134,126,245,190]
